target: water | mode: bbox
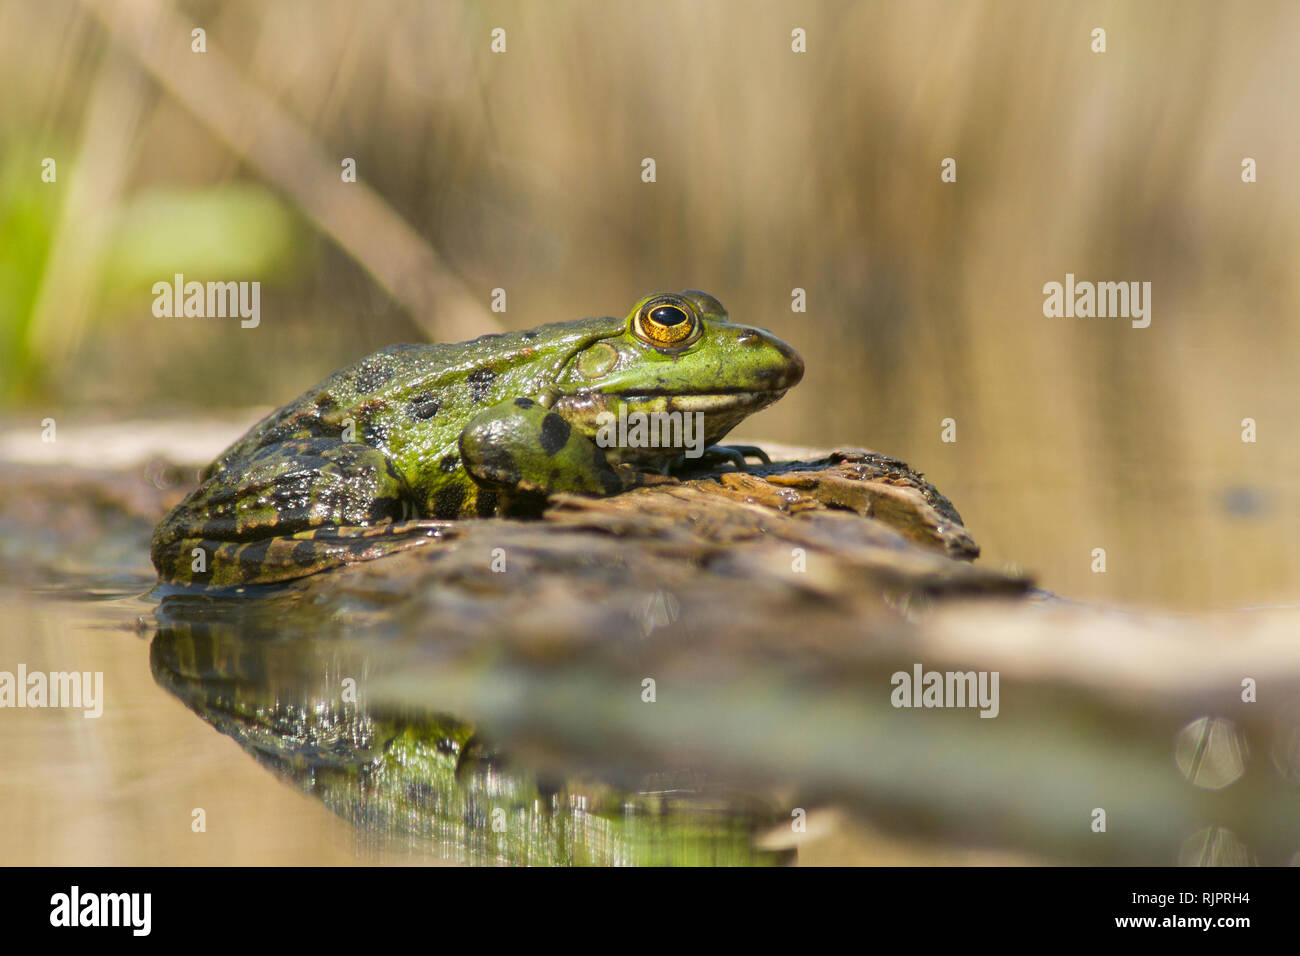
[1,578,801,866]
[0,580,376,865]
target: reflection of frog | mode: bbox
[149,600,795,866]
[152,291,803,585]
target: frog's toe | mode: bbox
[671,443,770,473]
[722,444,771,464]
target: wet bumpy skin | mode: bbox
[152,290,804,586]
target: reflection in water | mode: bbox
[149,591,792,866]
[1174,717,1247,791]
[1178,826,1254,867]
[1271,698,1300,785]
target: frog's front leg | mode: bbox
[458,398,625,515]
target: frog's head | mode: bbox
[548,291,804,464]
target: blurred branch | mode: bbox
[83,0,497,343]
[26,45,148,365]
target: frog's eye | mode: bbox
[634,297,701,348]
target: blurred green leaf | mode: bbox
[0,170,301,400]
[0,150,61,400]
[100,183,300,301]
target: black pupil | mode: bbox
[650,305,688,326]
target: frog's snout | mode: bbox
[739,328,804,390]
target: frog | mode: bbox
[151,290,803,587]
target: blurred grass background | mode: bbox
[3,0,1300,609]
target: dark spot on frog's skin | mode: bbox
[476,446,521,486]
[257,423,291,445]
[291,539,318,566]
[468,369,497,402]
[475,489,499,517]
[198,516,238,541]
[236,538,272,574]
[439,454,460,473]
[269,485,308,513]
[354,362,395,395]
[315,392,338,411]
[260,413,320,445]
[540,413,571,456]
[345,537,379,557]
[408,393,440,421]
[522,331,538,341]
[513,397,535,409]
[432,483,466,519]
[362,420,389,447]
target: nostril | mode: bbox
[738,330,761,344]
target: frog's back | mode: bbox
[204,342,453,478]
[205,317,620,478]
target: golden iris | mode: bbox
[635,297,699,347]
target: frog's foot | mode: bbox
[669,443,772,474]
[458,398,626,516]
[152,438,424,586]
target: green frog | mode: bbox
[152,290,803,586]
